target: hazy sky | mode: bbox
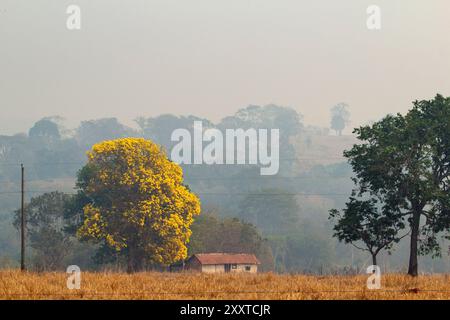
[1,0,450,134]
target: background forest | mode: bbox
[1,104,449,273]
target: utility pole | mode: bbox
[21,164,25,271]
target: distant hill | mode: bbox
[293,133,358,173]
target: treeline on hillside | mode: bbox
[2,99,449,274]
[1,105,353,273]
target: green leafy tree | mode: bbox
[342,94,450,276]
[14,192,72,271]
[329,197,407,266]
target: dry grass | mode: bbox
[0,270,450,300]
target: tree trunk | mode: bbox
[127,245,142,273]
[127,248,134,274]
[408,211,421,276]
[372,254,377,267]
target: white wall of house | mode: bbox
[201,264,257,273]
[201,264,225,273]
[234,264,257,273]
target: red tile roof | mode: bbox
[192,253,260,265]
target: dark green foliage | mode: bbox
[329,197,405,265]
[13,192,72,271]
[332,94,450,275]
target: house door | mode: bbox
[224,264,231,273]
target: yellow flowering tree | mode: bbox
[76,138,200,272]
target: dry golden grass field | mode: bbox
[0,270,450,300]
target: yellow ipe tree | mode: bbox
[76,138,201,272]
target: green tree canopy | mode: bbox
[340,94,450,276]
[14,192,72,271]
[329,197,406,266]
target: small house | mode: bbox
[179,253,260,273]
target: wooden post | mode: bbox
[20,164,25,271]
